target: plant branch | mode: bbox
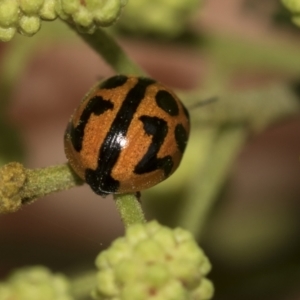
[69,25,145,76]
[182,84,300,132]
[114,193,146,228]
[178,125,247,237]
[0,162,83,214]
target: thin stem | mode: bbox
[114,193,146,228]
[205,33,300,74]
[0,162,83,213]
[179,126,247,238]
[70,25,145,76]
[23,164,83,201]
[182,84,300,132]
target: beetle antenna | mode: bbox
[187,96,218,110]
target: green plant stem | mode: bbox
[0,162,83,213]
[179,126,247,238]
[71,26,145,76]
[23,163,83,202]
[114,193,146,228]
[182,84,300,132]
[205,33,300,74]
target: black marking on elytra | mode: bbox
[69,96,113,152]
[134,116,173,178]
[155,90,179,116]
[99,75,128,89]
[85,77,155,195]
[175,124,188,153]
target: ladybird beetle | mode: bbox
[64,75,190,197]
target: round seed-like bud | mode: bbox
[19,15,41,36]
[94,0,123,26]
[60,0,79,15]
[56,0,126,33]
[0,26,16,42]
[73,7,93,28]
[40,0,57,20]
[19,0,44,15]
[92,221,214,300]
[0,0,126,41]
[0,0,19,27]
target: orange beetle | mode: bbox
[64,75,190,196]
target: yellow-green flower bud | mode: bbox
[40,0,57,20]
[93,0,124,26]
[19,15,41,36]
[0,266,73,300]
[191,278,214,300]
[19,0,44,15]
[92,221,214,300]
[60,0,79,15]
[96,270,118,297]
[0,0,58,41]
[0,0,19,27]
[73,7,93,28]
[0,26,16,42]
[56,0,126,33]
[0,0,126,41]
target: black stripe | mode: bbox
[85,77,155,195]
[134,116,173,177]
[175,124,188,153]
[68,96,114,152]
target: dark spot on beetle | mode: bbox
[99,75,128,89]
[155,90,179,116]
[69,96,113,152]
[175,124,188,153]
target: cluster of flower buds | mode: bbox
[92,221,214,300]
[0,266,73,300]
[0,0,126,42]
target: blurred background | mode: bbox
[1,0,300,299]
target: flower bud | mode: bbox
[92,221,214,300]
